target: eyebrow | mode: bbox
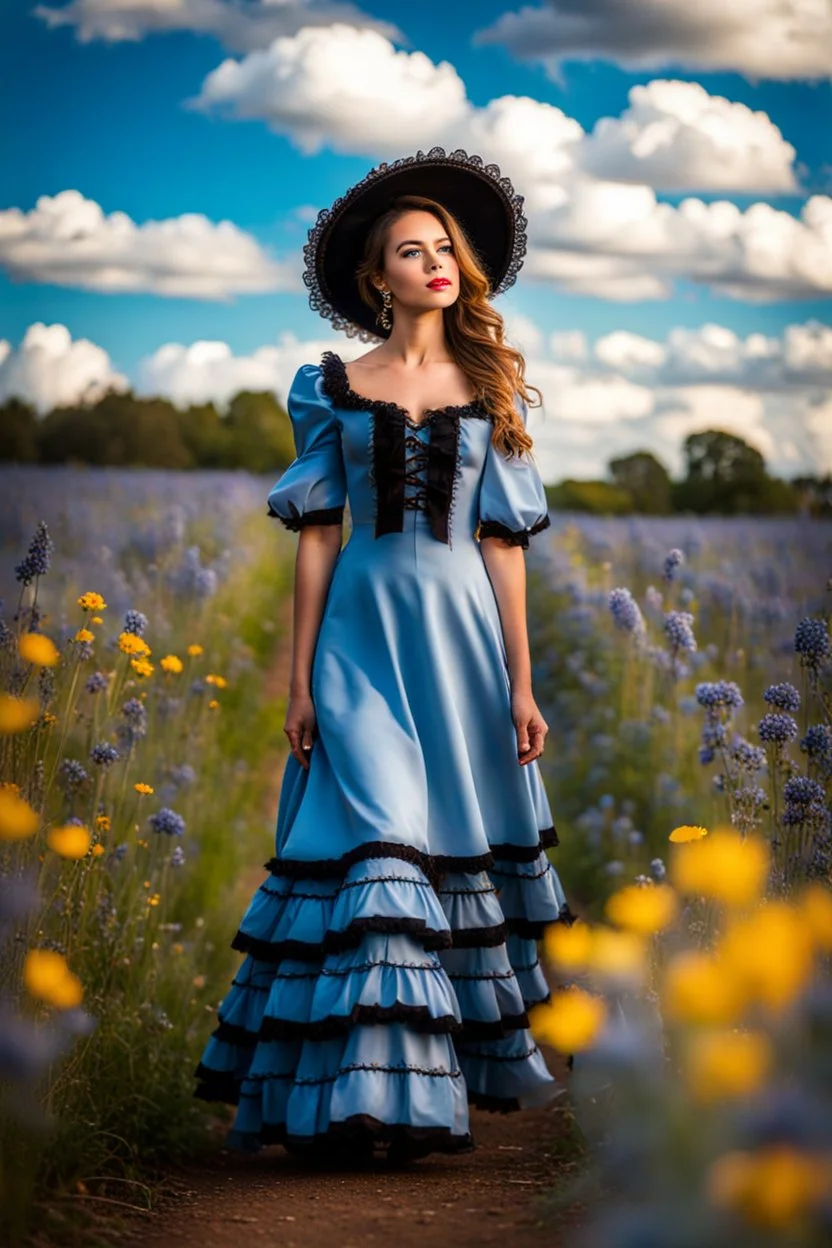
[395,236,451,252]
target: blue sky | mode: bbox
[1,0,830,480]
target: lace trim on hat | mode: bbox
[304,146,528,343]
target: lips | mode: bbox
[427,279,451,289]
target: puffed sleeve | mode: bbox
[266,364,347,530]
[476,395,551,550]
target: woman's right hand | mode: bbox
[284,692,318,771]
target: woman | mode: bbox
[194,147,574,1163]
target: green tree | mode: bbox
[0,399,39,461]
[608,450,672,514]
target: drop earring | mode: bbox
[376,288,393,331]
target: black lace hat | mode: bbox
[303,146,528,343]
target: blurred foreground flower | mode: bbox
[0,694,40,734]
[706,1145,830,1230]
[670,826,770,908]
[0,791,39,841]
[530,986,607,1052]
[19,632,60,667]
[683,1028,773,1102]
[23,950,84,1009]
[669,824,709,843]
[605,882,679,934]
[46,824,92,859]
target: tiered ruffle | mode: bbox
[194,830,574,1155]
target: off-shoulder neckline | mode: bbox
[319,350,490,430]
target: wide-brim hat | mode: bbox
[302,146,528,342]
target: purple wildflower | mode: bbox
[123,609,149,637]
[58,758,88,791]
[758,713,799,744]
[794,617,831,673]
[662,548,684,583]
[695,681,744,714]
[90,742,120,768]
[149,807,186,837]
[85,671,109,694]
[609,588,646,636]
[763,682,801,712]
[664,611,697,654]
[15,522,54,587]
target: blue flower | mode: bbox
[90,741,121,768]
[123,609,149,637]
[608,588,646,636]
[15,522,54,587]
[149,807,186,837]
[794,617,831,671]
[758,713,799,744]
[664,611,697,654]
[695,680,744,714]
[170,845,186,867]
[763,682,801,712]
[58,758,89,791]
[661,548,684,583]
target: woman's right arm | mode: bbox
[285,524,343,770]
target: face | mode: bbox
[376,209,459,315]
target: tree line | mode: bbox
[1,390,827,516]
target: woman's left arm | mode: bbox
[480,539,548,766]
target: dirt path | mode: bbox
[122,593,585,1248]
[126,1073,583,1248]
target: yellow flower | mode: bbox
[662,950,746,1025]
[161,655,183,674]
[91,616,103,625]
[800,882,832,952]
[77,592,107,611]
[205,674,227,688]
[669,826,769,908]
[74,628,94,643]
[0,694,40,734]
[529,986,606,1053]
[119,632,151,657]
[208,699,220,711]
[92,843,105,857]
[131,658,154,678]
[718,902,814,1014]
[95,814,110,831]
[47,824,92,859]
[148,893,161,907]
[543,920,593,972]
[19,632,60,667]
[23,949,84,1009]
[586,927,647,985]
[684,1029,772,1102]
[187,644,203,657]
[134,783,154,795]
[43,711,57,726]
[193,975,206,989]
[605,883,679,934]
[0,790,39,841]
[0,782,20,795]
[706,1146,829,1229]
[172,943,184,954]
[669,825,709,843]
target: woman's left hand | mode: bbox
[511,689,548,765]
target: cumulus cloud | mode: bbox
[474,0,832,83]
[188,24,469,155]
[0,189,299,298]
[34,0,402,52]
[136,333,341,411]
[578,80,798,193]
[185,25,827,302]
[0,323,128,413]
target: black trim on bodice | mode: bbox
[320,351,491,548]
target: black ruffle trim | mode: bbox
[231,918,453,963]
[263,827,558,883]
[193,1063,242,1106]
[212,1006,532,1048]
[468,1092,523,1113]
[505,903,578,939]
[258,1113,475,1156]
[266,500,345,530]
[478,514,551,551]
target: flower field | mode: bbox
[1,474,830,1245]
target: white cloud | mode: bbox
[525,190,832,303]
[186,25,826,302]
[34,0,402,52]
[549,330,588,362]
[188,24,469,156]
[0,189,299,298]
[475,0,832,83]
[579,80,798,193]
[0,323,128,413]
[5,322,829,477]
[136,331,341,410]
[594,330,667,373]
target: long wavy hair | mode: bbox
[354,194,542,459]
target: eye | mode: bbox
[402,248,420,258]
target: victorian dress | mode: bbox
[194,349,573,1156]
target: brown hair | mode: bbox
[354,194,542,459]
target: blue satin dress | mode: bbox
[194,350,573,1157]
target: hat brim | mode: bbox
[303,147,527,341]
